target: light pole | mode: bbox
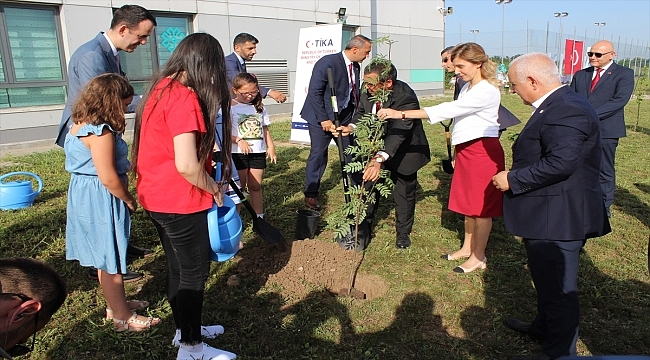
[554,12,568,74]
[496,0,512,64]
[594,22,606,40]
[470,29,479,43]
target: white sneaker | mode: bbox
[177,343,236,360]
[172,325,225,347]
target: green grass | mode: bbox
[1,92,649,359]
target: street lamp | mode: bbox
[470,29,479,43]
[495,0,512,65]
[594,22,606,39]
[554,12,569,74]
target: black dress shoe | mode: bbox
[87,268,144,283]
[510,351,553,360]
[504,318,547,343]
[127,244,153,259]
[396,233,411,249]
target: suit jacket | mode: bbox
[352,80,430,176]
[225,52,270,98]
[569,62,634,139]
[55,33,122,147]
[300,52,360,126]
[503,86,611,240]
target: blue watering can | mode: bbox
[0,172,43,210]
[207,161,243,262]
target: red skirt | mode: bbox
[449,137,505,217]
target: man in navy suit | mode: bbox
[225,33,287,103]
[570,40,634,217]
[300,35,372,210]
[55,4,156,148]
[54,5,156,279]
[493,53,611,360]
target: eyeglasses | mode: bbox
[1,293,39,357]
[236,89,259,97]
[587,51,613,58]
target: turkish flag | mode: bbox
[564,39,584,75]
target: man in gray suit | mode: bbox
[55,4,156,147]
[55,5,156,281]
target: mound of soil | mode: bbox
[234,238,388,303]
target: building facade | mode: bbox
[0,0,445,146]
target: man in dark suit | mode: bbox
[570,40,634,217]
[441,45,466,100]
[344,61,430,249]
[225,33,287,103]
[493,53,611,360]
[55,4,156,148]
[300,35,372,210]
[54,5,156,279]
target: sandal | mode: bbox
[113,312,161,332]
[106,300,149,320]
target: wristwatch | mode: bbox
[374,156,384,164]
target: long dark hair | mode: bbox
[232,72,263,113]
[131,33,231,183]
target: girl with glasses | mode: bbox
[230,72,277,219]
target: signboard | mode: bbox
[289,24,343,144]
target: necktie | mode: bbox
[375,102,381,114]
[241,61,247,73]
[590,68,603,92]
[349,63,358,107]
[115,54,122,74]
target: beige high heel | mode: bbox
[453,257,487,273]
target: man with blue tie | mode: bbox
[570,40,634,218]
[300,35,372,210]
[493,53,611,360]
[55,5,156,281]
[225,33,287,103]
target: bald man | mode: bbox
[570,40,634,218]
[495,53,610,360]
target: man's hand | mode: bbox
[320,120,335,132]
[332,125,354,137]
[268,90,287,103]
[363,160,382,182]
[492,171,510,192]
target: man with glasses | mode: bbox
[0,258,67,357]
[54,5,157,279]
[441,46,466,100]
[570,40,634,218]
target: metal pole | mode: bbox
[545,21,549,54]
[501,3,505,64]
[526,19,529,53]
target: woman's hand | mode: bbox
[266,145,277,164]
[376,108,401,121]
[126,198,138,214]
[213,189,224,207]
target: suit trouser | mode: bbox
[304,105,357,198]
[365,169,418,235]
[524,238,585,359]
[600,138,618,210]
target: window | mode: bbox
[0,4,67,108]
[341,26,357,51]
[121,14,191,94]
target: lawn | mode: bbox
[1,91,649,359]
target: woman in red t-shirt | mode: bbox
[131,33,236,360]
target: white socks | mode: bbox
[256,213,264,219]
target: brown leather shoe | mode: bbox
[305,197,321,210]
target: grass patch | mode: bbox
[1,92,649,359]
